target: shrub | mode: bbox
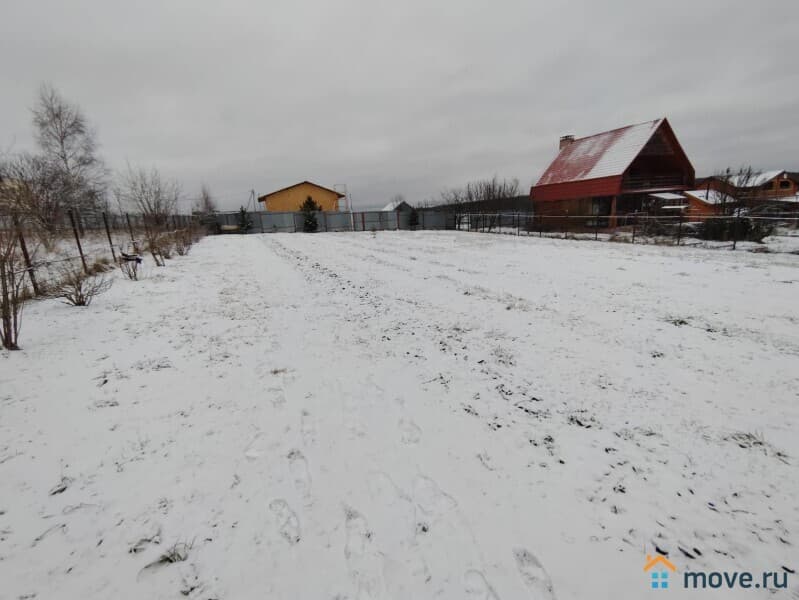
[143,229,166,266]
[0,230,29,350]
[119,257,140,281]
[697,217,774,243]
[174,231,192,256]
[53,261,113,306]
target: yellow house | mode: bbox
[258,181,344,212]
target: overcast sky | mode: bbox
[1,0,797,211]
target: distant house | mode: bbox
[683,189,737,216]
[531,118,695,226]
[381,199,413,212]
[645,188,739,217]
[699,170,799,201]
[258,181,343,212]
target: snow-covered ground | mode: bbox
[1,231,798,599]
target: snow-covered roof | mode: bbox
[381,200,410,211]
[728,170,785,188]
[650,192,685,201]
[536,119,664,186]
[685,189,737,205]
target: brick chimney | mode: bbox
[559,135,575,150]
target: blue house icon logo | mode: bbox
[644,554,677,590]
[651,570,670,589]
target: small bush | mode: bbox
[697,217,774,243]
[91,257,114,274]
[160,239,174,259]
[174,231,192,256]
[0,232,29,350]
[119,258,140,281]
[53,262,113,306]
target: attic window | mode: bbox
[779,180,791,189]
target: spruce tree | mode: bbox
[300,196,320,232]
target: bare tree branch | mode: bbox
[114,165,180,225]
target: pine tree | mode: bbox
[300,196,320,232]
[237,206,252,233]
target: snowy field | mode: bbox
[1,231,798,599]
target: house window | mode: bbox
[780,180,791,189]
[651,571,669,589]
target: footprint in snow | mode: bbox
[268,386,286,408]
[464,569,501,599]
[287,449,312,503]
[244,432,264,460]
[344,506,385,598]
[269,499,300,545]
[413,475,457,522]
[300,410,317,446]
[399,418,422,445]
[514,548,556,599]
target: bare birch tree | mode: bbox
[31,84,107,216]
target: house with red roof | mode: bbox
[531,118,695,227]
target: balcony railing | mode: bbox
[622,175,686,191]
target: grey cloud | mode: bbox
[1,0,797,210]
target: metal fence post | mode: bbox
[68,208,89,274]
[676,212,683,246]
[632,215,637,244]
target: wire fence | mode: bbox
[0,210,204,299]
[212,207,799,252]
[453,212,799,251]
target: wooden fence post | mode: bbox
[102,212,117,263]
[68,208,89,274]
[13,216,40,296]
[75,207,85,237]
[126,213,135,243]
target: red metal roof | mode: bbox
[535,119,664,187]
